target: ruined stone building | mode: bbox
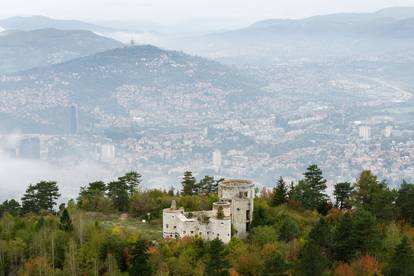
[162,179,255,243]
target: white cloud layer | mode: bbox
[0,135,114,202]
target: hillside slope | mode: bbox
[167,7,414,62]
[0,29,124,73]
[0,45,263,133]
[0,15,109,32]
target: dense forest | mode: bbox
[1,166,414,275]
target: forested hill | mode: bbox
[0,15,110,32]
[1,165,414,275]
[5,45,262,97]
[0,29,123,73]
[0,44,264,133]
[171,7,414,62]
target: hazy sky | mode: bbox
[1,0,413,24]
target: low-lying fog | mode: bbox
[0,134,114,202]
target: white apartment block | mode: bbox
[359,125,371,140]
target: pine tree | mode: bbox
[167,186,175,196]
[21,184,39,214]
[85,181,107,195]
[371,183,397,221]
[181,171,196,196]
[21,181,61,213]
[386,236,414,276]
[278,217,300,242]
[197,175,215,195]
[396,181,414,225]
[59,208,73,232]
[213,178,224,194]
[260,254,290,276]
[205,238,229,276]
[287,181,296,200]
[107,180,129,212]
[302,164,327,210]
[333,213,355,262]
[353,170,380,211]
[271,177,288,206]
[308,218,333,260]
[35,181,60,212]
[351,209,381,256]
[78,181,109,211]
[129,240,152,276]
[0,199,21,217]
[297,242,328,276]
[353,171,397,220]
[118,171,142,196]
[333,182,353,209]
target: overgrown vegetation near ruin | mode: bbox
[1,166,414,275]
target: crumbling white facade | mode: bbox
[219,179,255,238]
[162,179,255,243]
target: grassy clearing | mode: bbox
[84,212,163,240]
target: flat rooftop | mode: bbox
[220,179,254,187]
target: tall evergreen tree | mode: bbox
[181,171,196,196]
[167,186,175,196]
[78,181,109,210]
[129,240,152,276]
[278,217,300,242]
[271,177,288,206]
[261,254,290,276]
[353,170,380,211]
[333,182,353,209]
[351,209,381,256]
[297,218,332,275]
[59,208,73,232]
[353,171,397,220]
[35,181,61,212]
[333,213,355,262]
[292,165,328,210]
[288,180,306,203]
[371,182,397,221]
[197,175,218,195]
[205,238,229,276]
[308,218,333,259]
[303,165,327,209]
[83,181,107,195]
[21,184,40,213]
[288,181,295,199]
[118,171,142,196]
[213,178,224,194]
[107,180,129,212]
[0,199,21,217]
[297,242,328,276]
[396,181,414,225]
[386,236,414,276]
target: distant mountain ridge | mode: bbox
[167,7,414,62]
[14,45,260,94]
[18,45,258,88]
[0,15,110,32]
[244,8,414,35]
[0,28,124,73]
[373,7,414,20]
[249,7,414,30]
